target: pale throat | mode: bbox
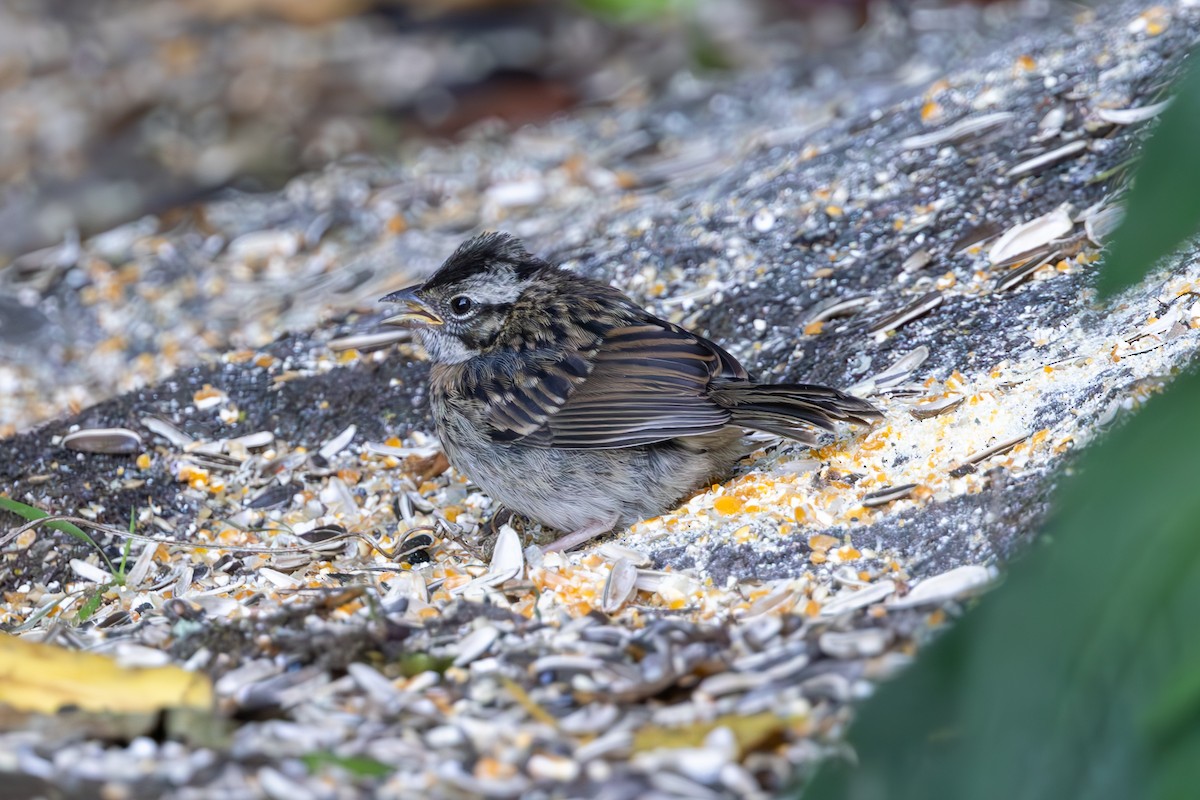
[415,328,478,364]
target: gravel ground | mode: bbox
[2,0,1200,798]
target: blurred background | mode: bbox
[0,0,1053,435]
[0,0,1044,258]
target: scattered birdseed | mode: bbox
[899,111,1014,150]
[1005,140,1088,178]
[60,427,143,455]
[908,395,966,420]
[862,484,920,507]
[888,565,997,608]
[995,251,1063,293]
[4,3,1200,798]
[868,291,943,337]
[1094,99,1171,124]
[327,330,412,353]
[988,204,1075,264]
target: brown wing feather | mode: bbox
[485,317,747,450]
[469,309,877,450]
[459,347,595,442]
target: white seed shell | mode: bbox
[61,427,143,455]
[888,565,997,608]
[988,204,1074,264]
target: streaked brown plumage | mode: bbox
[382,232,881,551]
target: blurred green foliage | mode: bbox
[1099,48,1200,298]
[574,0,686,22]
[301,751,393,778]
[804,366,1200,799]
[802,48,1200,800]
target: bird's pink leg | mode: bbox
[542,514,620,553]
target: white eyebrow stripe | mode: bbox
[450,273,523,305]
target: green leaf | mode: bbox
[113,538,133,586]
[113,508,137,586]
[301,752,393,779]
[0,495,116,573]
[1143,650,1200,746]
[75,590,106,623]
[393,652,454,677]
[1097,48,1200,298]
[1,495,93,545]
[1148,725,1200,800]
[802,365,1200,800]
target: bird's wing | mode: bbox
[476,314,749,449]
[457,344,595,442]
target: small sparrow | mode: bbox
[382,233,881,552]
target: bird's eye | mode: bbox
[449,295,473,316]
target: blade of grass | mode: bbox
[0,496,116,573]
[301,752,393,779]
[113,506,137,585]
[75,590,107,623]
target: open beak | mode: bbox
[380,286,443,326]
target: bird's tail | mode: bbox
[709,381,883,445]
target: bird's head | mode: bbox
[380,232,553,364]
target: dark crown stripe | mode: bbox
[423,232,552,290]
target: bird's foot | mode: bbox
[481,506,525,539]
[542,515,620,554]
